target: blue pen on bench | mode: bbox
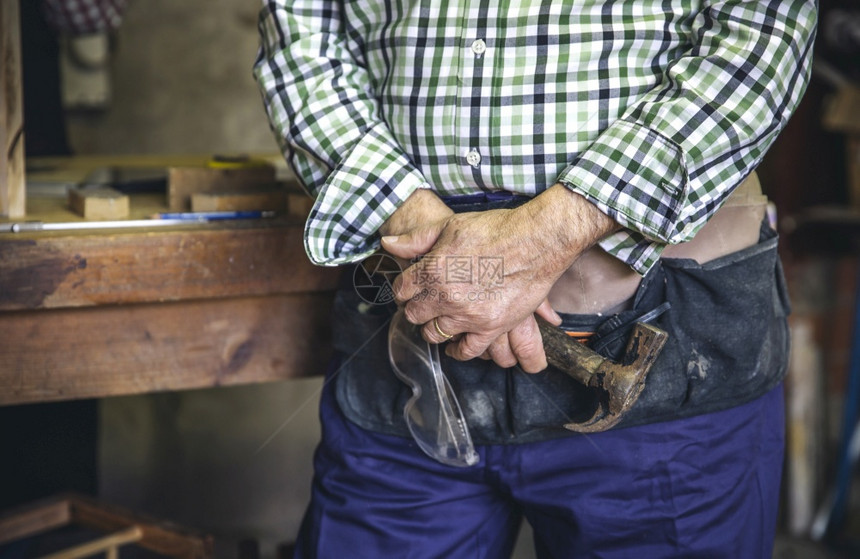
[151,211,276,221]
[1,211,279,234]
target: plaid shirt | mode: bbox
[42,0,128,34]
[254,0,816,274]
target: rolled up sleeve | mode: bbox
[254,0,428,266]
[558,0,817,274]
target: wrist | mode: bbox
[515,184,620,274]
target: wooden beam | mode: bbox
[288,192,315,218]
[0,293,333,405]
[68,495,212,559]
[40,526,143,559]
[0,220,341,311]
[191,190,288,212]
[0,494,213,559]
[1,0,26,218]
[0,498,71,545]
[168,165,276,211]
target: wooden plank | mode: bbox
[191,189,288,212]
[19,193,169,223]
[0,220,341,311]
[25,154,290,188]
[168,165,276,211]
[0,498,71,545]
[0,494,213,559]
[40,526,143,559]
[288,192,315,218]
[68,494,212,559]
[0,294,333,406]
[68,187,130,219]
[1,0,26,218]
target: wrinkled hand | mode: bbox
[379,189,560,372]
[473,299,562,372]
[383,185,619,373]
[378,188,453,271]
[384,207,562,372]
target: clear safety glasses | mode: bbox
[388,307,479,467]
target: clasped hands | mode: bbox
[380,186,617,373]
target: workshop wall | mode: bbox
[64,1,323,557]
[65,0,276,155]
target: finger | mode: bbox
[534,298,562,326]
[446,331,496,361]
[388,255,414,275]
[393,259,443,304]
[381,221,445,260]
[485,334,518,369]
[401,293,443,326]
[508,316,548,373]
[422,316,459,345]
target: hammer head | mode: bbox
[538,320,669,433]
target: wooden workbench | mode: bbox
[0,157,340,406]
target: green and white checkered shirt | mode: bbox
[254,0,816,274]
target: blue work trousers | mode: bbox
[294,362,785,559]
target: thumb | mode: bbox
[535,298,562,326]
[381,222,445,259]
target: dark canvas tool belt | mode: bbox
[331,174,791,444]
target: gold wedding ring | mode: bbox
[434,318,454,340]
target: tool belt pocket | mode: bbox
[327,290,413,438]
[327,219,791,444]
[578,220,791,428]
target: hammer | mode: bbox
[538,319,668,433]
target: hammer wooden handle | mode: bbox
[538,319,607,387]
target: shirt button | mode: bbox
[466,150,481,167]
[471,39,487,55]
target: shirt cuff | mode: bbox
[303,124,429,266]
[596,231,665,276]
[557,118,700,243]
[557,117,702,274]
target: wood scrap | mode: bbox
[68,186,130,219]
[287,192,315,218]
[191,189,288,212]
[167,163,276,211]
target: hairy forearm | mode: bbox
[509,183,621,284]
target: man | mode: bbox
[255,1,817,557]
